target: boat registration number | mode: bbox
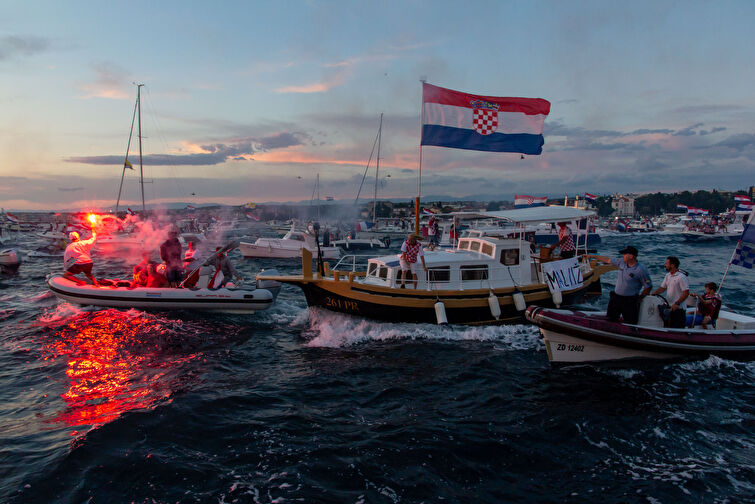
[324,296,359,312]
[556,343,584,352]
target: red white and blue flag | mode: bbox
[186,204,196,211]
[737,202,755,211]
[245,211,259,221]
[422,208,436,215]
[687,207,709,216]
[5,212,19,223]
[421,82,550,155]
[732,209,755,269]
[514,195,547,208]
[677,204,688,211]
[585,193,597,203]
[734,195,750,203]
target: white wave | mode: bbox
[303,308,542,349]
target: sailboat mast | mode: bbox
[416,80,426,234]
[137,83,145,212]
[116,92,139,214]
[373,113,382,224]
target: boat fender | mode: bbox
[434,300,448,325]
[552,289,563,308]
[512,291,526,312]
[488,292,501,320]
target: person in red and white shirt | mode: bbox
[399,234,427,289]
[63,230,98,285]
[552,222,576,258]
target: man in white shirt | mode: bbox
[652,256,689,328]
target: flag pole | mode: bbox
[717,208,755,295]
[416,79,426,235]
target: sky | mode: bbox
[1,0,754,211]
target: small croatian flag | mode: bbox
[732,210,755,269]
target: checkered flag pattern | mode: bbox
[732,222,755,269]
[473,109,498,135]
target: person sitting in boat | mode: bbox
[132,251,155,287]
[209,247,243,288]
[690,282,722,329]
[63,230,98,286]
[551,222,575,258]
[399,233,427,289]
[652,256,690,328]
[146,263,169,288]
[160,228,184,287]
[183,241,198,269]
[587,245,652,324]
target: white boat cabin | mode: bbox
[361,236,537,290]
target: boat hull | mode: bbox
[287,274,601,325]
[526,306,755,363]
[47,275,276,313]
[239,242,341,259]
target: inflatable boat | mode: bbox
[525,296,755,363]
[47,269,282,314]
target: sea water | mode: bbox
[0,232,753,503]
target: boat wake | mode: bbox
[302,307,543,349]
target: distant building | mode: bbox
[611,194,635,217]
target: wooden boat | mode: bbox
[525,296,755,363]
[47,271,281,314]
[257,208,612,325]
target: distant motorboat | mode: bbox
[0,248,21,273]
[239,224,341,260]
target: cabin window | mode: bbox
[501,249,520,266]
[459,240,470,250]
[461,265,488,281]
[292,234,305,242]
[367,263,377,276]
[481,243,494,256]
[378,266,388,279]
[470,241,481,252]
[428,266,450,282]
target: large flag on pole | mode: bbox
[421,82,550,155]
[731,209,755,269]
[584,193,597,204]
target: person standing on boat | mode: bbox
[587,245,652,324]
[399,233,427,289]
[160,228,184,287]
[652,256,690,328]
[552,222,575,258]
[63,230,98,286]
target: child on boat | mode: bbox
[689,282,722,329]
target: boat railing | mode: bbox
[331,254,370,273]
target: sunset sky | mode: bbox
[2,0,754,210]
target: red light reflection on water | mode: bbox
[41,310,200,430]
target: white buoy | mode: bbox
[488,292,501,320]
[552,289,563,308]
[513,291,526,312]
[434,300,448,325]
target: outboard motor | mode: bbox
[256,268,282,299]
[637,295,665,327]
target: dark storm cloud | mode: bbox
[57,187,84,192]
[629,128,674,135]
[67,132,309,167]
[0,35,49,61]
[708,133,755,152]
[673,123,704,136]
[544,121,623,138]
[699,127,727,136]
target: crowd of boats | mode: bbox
[2,203,753,366]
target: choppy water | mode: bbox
[1,232,754,503]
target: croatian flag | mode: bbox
[584,193,597,204]
[687,207,702,216]
[737,202,755,211]
[732,210,755,269]
[616,219,628,232]
[355,221,374,232]
[422,208,436,215]
[734,195,750,203]
[186,204,196,211]
[676,204,688,211]
[6,212,19,223]
[514,195,547,208]
[245,211,259,221]
[421,82,550,155]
